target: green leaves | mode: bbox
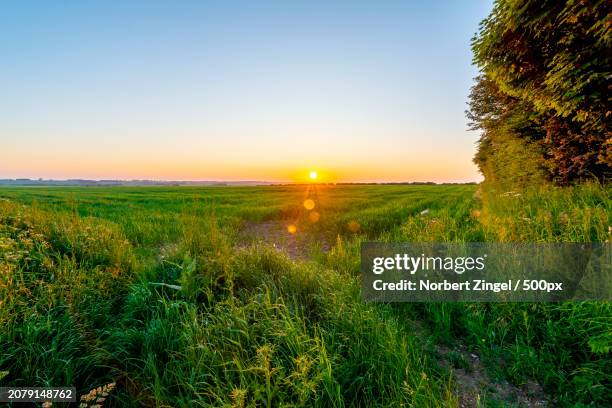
[469,0,611,184]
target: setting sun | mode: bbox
[309,171,318,180]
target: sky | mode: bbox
[1,1,493,183]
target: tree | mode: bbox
[469,0,611,184]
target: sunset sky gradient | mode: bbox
[1,1,492,183]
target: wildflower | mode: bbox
[293,355,313,376]
[230,388,247,408]
[79,382,116,406]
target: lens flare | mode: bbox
[347,220,360,233]
[287,224,297,234]
[303,199,315,210]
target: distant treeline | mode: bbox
[0,179,274,187]
[271,182,478,186]
[468,0,610,186]
[0,179,478,187]
[331,182,477,185]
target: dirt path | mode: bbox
[239,220,548,407]
[239,220,332,260]
[437,345,547,407]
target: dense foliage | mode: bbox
[468,0,611,185]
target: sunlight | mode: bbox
[303,199,315,210]
[309,170,318,180]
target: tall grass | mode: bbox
[0,189,456,406]
[394,182,612,406]
[0,183,609,406]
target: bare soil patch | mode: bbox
[437,345,547,407]
[240,220,332,260]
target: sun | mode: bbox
[309,170,318,180]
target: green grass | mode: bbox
[0,183,610,406]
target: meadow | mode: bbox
[0,183,610,407]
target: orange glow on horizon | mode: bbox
[0,151,482,184]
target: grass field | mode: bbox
[0,184,610,407]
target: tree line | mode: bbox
[468,0,610,186]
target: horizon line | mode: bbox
[0,177,480,185]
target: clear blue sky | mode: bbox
[0,0,492,182]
